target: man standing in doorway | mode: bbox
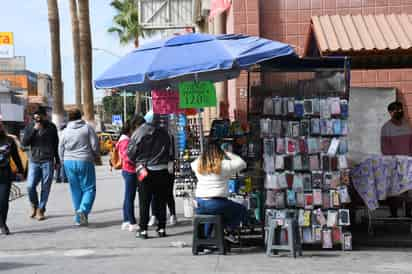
[381,101,412,217]
[22,107,60,221]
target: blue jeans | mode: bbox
[64,160,96,219]
[122,171,137,224]
[195,198,248,230]
[27,161,54,210]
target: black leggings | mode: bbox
[0,182,11,227]
[138,170,170,231]
[151,174,176,216]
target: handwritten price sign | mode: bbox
[178,81,217,109]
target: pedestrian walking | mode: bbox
[127,111,173,239]
[116,116,145,232]
[22,107,60,221]
[0,119,24,235]
[59,108,99,226]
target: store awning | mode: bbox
[305,14,412,69]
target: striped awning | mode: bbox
[308,14,412,56]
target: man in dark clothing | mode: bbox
[0,119,24,235]
[127,111,172,239]
[22,107,60,221]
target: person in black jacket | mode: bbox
[22,107,60,221]
[127,111,172,239]
[0,120,24,235]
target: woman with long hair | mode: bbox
[117,115,145,232]
[0,120,24,235]
[191,141,247,242]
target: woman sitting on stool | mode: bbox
[191,141,247,243]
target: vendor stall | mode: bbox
[246,56,353,250]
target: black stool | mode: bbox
[192,214,227,255]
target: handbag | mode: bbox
[136,164,149,182]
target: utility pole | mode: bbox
[123,89,127,123]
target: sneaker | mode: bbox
[121,222,130,231]
[137,230,148,239]
[169,215,177,226]
[77,212,88,226]
[224,234,239,244]
[0,225,10,235]
[148,215,157,227]
[157,228,166,238]
[128,224,139,232]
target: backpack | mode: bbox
[109,146,122,170]
[0,144,11,168]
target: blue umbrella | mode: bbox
[95,33,295,90]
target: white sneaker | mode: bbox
[128,224,139,232]
[148,216,157,227]
[121,222,130,231]
[169,215,177,226]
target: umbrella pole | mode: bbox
[197,109,204,154]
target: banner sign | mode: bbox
[0,32,14,58]
[178,81,217,109]
[209,0,232,20]
[152,89,181,114]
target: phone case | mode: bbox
[304,193,314,209]
[293,174,304,192]
[322,229,333,249]
[338,209,350,226]
[311,171,323,189]
[313,189,323,206]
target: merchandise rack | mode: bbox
[246,56,353,251]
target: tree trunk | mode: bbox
[69,0,82,109]
[134,36,141,114]
[78,0,94,123]
[47,0,64,128]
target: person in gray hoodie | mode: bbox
[59,108,99,226]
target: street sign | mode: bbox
[112,114,123,126]
[178,81,217,109]
[0,32,14,58]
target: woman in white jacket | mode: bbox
[191,141,247,234]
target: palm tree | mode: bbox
[108,0,143,47]
[108,0,151,114]
[47,0,64,127]
[78,0,94,122]
[69,0,82,109]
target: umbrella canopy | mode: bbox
[95,33,295,90]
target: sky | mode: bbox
[0,0,140,104]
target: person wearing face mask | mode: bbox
[0,119,24,235]
[22,107,60,221]
[381,101,412,217]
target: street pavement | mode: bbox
[2,158,412,274]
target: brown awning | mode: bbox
[305,14,412,68]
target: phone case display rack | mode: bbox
[168,114,202,198]
[210,119,265,226]
[250,79,353,250]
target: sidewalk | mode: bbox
[2,161,412,274]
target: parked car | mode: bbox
[98,132,116,155]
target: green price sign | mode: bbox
[178,81,217,109]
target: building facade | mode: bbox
[221,0,412,121]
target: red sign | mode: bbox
[209,0,231,20]
[152,89,181,114]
